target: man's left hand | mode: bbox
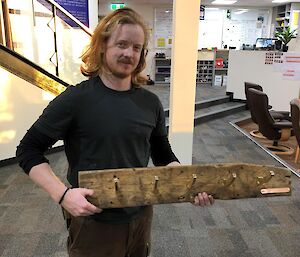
[193,192,214,207]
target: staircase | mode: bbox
[165,95,246,126]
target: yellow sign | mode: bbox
[293,11,299,26]
[157,38,166,47]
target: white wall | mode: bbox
[88,0,98,30]
[0,68,62,160]
[227,50,300,112]
[289,38,300,52]
[198,8,224,49]
[199,7,272,50]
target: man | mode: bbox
[16,7,214,257]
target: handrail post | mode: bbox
[51,4,59,77]
[1,0,13,49]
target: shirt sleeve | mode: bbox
[16,126,58,174]
[150,98,179,165]
[150,134,179,166]
[34,85,77,140]
[151,98,168,137]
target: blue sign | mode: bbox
[55,0,89,27]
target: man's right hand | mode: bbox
[61,188,102,217]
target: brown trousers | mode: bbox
[67,206,153,257]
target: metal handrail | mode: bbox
[41,0,93,76]
[1,0,93,79]
[0,43,69,95]
[44,0,93,36]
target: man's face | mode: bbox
[104,24,145,79]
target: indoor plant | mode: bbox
[275,27,297,52]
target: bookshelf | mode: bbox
[154,50,230,86]
[274,3,291,32]
[197,50,229,87]
[154,58,171,84]
[196,50,215,86]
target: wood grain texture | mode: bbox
[79,163,291,209]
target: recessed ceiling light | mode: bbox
[212,0,237,5]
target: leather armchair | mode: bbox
[290,98,300,162]
[245,82,291,120]
[245,82,291,139]
[248,88,294,155]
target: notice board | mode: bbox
[154,7,173,49]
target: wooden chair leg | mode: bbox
[295,146,300,163]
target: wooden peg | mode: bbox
[154,176,159,189]
[261,187,290,194]
[192,174,197,185]
[114,177,119,191]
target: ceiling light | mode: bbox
[272,0,289,3]
[212,0,237,5]
[235,9,248,15]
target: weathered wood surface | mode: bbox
[79,163,291,209]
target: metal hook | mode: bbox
[257,170,274,185]
[221,172,236,187]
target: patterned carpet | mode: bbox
[1,85,300,257]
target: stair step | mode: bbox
[164,95,231,117]
[194,102,246,125]
[195,95,231,110]
[165,102,246,127]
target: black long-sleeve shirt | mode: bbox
[16,77,179,223]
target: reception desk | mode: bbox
[227,50,300,112]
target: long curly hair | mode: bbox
[80,7,149,86]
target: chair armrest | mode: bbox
[270,110,291,121]
[273,121,292,129]
[277,111,290,116]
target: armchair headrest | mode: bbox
[248,88,266,97]
[290,98,300,109]
[244,82,262,91]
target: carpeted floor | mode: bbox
[1,85,300,257]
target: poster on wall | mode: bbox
[55,0,89,27]
[272,53,300,81]
[282,54,300,81]
[37,0,89,27]
[154,8,172,49]
[292,11,299,27]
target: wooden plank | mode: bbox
[79,163,291,209]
